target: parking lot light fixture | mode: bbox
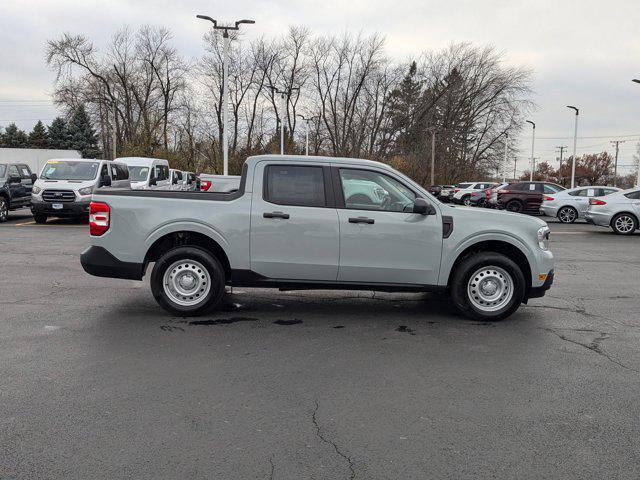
[297,115,318,155]
[566,106,579,188]
[525,121,536,181]
[196,15,255,175]
[633,81,640,185]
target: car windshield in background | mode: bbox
[0,165,6,178]
[41,161,100,180]
[129,167,150,182]
[457,183,472,188]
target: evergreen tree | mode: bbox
[0,123,29,148]
[28,120,49,148]
[386,61,423,155]
[47,117,71,149]
[68,106,100,158]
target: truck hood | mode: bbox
[34,179,97,191]
[445,204,548,230]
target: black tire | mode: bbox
[33,214,47,224]
[450,252,526,321]
[505,200,524,213]
[150,246,226,316]
[610,212,638,236]
[557,206,578,224]
[0,197,8,223]
[461,195,472,206]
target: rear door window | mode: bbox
[265,165,326,207]
[8,165,20,180]
[624,191,640,200]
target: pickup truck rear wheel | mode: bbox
[151,246,225,316]
[450,252,526,321]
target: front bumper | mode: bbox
[528,270,554,299]
[31,198,90,217]
[80,246,145,280]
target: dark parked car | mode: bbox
[496,181,565,213]
[0,163,37,222]
[427,185,442,197]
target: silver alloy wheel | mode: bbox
[467,266,514,312]
[0,200,7,222]
[558,206,577,223]
[163,259,211,307]
[614,214,635,234]
[463,196,472,206]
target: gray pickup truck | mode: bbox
[81,155,554,320]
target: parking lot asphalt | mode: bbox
[1,208,639,479]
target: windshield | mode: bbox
[129,166,150,182]
[0,165,5,178]
[41,161,100,181]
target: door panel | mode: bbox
[250,163,339,281]
[337,210,441,285]
[335,167,442,285]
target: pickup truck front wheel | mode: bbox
[151,246,226,316]
[450,252,525,321]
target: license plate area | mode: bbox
[52,203,63,210]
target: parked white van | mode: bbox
[169,169,184,191]
[117,157,171,190]
[31,158,130,223]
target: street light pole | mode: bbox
[567,105,579,188]
[633,80,640,185]
[297,115,317,155]
[526,120,535,181]
[269,85,299,155]
[196,15,255,175]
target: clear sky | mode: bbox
[1,0,639,173]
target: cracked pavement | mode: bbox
[1,211,639,479]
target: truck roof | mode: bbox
[245,154,393,170]
[116,157,169,167]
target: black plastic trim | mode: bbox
[80,246,145,280]
[442,215,454,238]
[230,269,446,293]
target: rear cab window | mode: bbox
[264,165,326,207]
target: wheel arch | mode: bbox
[144,230,231,279]
[444,238,533,297]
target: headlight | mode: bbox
[78,186,94,196]
[537,226,550,250]
[32,186,41,195]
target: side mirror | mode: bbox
[30,173,37,183]
[413,197,433,215]
[100,174,112,187]
[149,176,157,186]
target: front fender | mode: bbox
[438,231,537,286]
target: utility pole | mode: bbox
[532,157,539,179]
[269,85,299,155]
[610,140,625,187]
[513,156,517,180]
[556,146,567,186]
[526,120,536,181]
[197,15,255,175]
[567,105,579,188]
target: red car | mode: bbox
[496,181,565,213]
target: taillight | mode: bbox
[589,198,606,206]
[200,180,212,191]
[454,188,460,193]
[89,202,110,236]
[543,195,554,201]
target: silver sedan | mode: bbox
[541,186,620,223]
[585,188,640,235]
